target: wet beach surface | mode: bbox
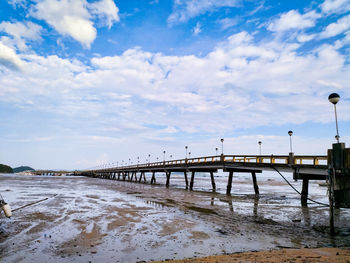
[0,173,350,262]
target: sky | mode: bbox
[0,0,349,170]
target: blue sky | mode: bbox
[0,0,349,170]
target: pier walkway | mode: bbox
[75,154,328,205]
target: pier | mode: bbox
[75,154,328,206]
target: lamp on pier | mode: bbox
[215,147,218,155]
[185,146,188,159]
[288,131,293,153]
[258,141,262,155]
[163,151,166,162]
[220,138,224,155]
[148,154,151,164]
[328,93,340,144]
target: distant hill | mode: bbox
[0,164,13,173]
[13,166,35,173]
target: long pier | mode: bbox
[76,154,328,206]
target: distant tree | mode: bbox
[0,164,13,173]
[13,166,35,173]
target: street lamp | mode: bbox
[258,141,262,155]
[163,151,166,161]
[328,93,340,143]
[288,130,293,153]
[220,138,224,155]
[137,156,139,165]
[215,147,218,155]
[185,146,188,159]
[148,154,151,164]
[170,155,173,160]
[188,152,191,158]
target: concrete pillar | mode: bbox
[184,171,188,189]
[151,172,156,184]
[251,172,259,195]
[166,172,171,188]
[210,171,216,192]
[190,171,195,190]
[301,178,309,206]
[226,171,233,195]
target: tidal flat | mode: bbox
[0,173,349,262]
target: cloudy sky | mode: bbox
[0,0,349,170]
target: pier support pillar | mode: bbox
[151,172,156,184]
[226,171,233,195]
[166,172,171,187]
[184,171,189,189]
[301,178,309,206]
[139,172,143,182]
[190,171,195,190]
[130,172,134,181]
[251,172,259,195]
[210,172,216,192]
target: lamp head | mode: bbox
[258,141,262,145]
[220,138,224,142]
[288,130,293,136]
[328,93,340,105]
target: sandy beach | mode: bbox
[1,173,350,262]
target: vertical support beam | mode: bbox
[134,172,138,182]
[130,172,134,181]
[226,171,233,195]
[118,172,120,180]
[210,171,216,192]
[123,172,126,181]
[127,172,131,181]
[166,171,171,188]
[139,172,143,182]
[301,178,309,206]
[251,172,259,195]
[143,172,147,182]
[190,171,195,190]
[184,171,189,190]
[151,171,156,184]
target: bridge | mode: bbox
[76,153,328,206]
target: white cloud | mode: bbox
[30,0,119,48]
[193,22,201,35]
[320,14,350,39]
[89,0,120,29]
[218,17,238,30]
[0,41,24,71]
[167,0,240,24]
[268,10,320,32]
[0,21,42,51]
[321,0,350,15]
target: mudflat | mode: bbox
[0,174,349,262]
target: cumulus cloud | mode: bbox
[268,10,320,32]
[320,14,350,39]
[0,41,24,71]
[167,0,240,24]
[0,21,42,51]
[30,0,119,48]
[321,0,350,15]
[89,0,120,28]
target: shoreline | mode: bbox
[150,247,350,263]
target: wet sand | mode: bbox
[152,247,350,262]
[0,174,350,262]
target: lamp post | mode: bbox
[188,152,191,158]
[137,156,139,165]
[163,151,166,162]
[185,146,188,159]
[220,138,224,155]
[258,141,262,155]
[328,93,340,143]
[288,131,293,153]
[129,158,131,166]
[215,147,218,155]
[170,155,172,160]
[148,154,151,164]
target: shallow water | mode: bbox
[0,173,349,262]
